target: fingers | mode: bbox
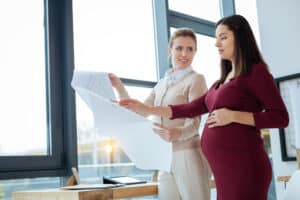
[153,127,172,142]
[118,99,134,106]
[153,125,168,133]
[208,124,217,128]
[153,122,164,128]
[153,128,165,134]
[108,73,116,81]
[119,98,139,105]
[155,132,172,142]
[206,114,218,128]
[206,115,216,124]
[111,99,119,104]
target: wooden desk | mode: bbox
[13,179,216,200]
[12,183,158,200]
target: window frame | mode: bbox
[168,0,236,39]
[0,0,77,179]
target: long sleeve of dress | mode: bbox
[249,64,289,129]
[176,74,207,141]
[170,92,209,120]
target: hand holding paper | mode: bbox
[119,98,151,117]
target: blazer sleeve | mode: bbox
[115,86,130,100]
[175,74,208,141]
[249,64,289,129]
[143,89,156,106]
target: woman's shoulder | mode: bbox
[244,63,274,87]
[249,63,270,76]
[188,70,206,82]
[183,71,207,88]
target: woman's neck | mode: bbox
[225,68,235,83]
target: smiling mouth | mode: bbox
[178,59,189,63]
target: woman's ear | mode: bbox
[168,47,172,56]
[168,55,172,68]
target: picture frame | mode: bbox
[276,73,300,161]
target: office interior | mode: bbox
[0,0,299,200]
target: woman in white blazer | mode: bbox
[109,28,211,200]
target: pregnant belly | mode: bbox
[201,123,263,152]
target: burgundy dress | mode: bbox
[170,63,289,200]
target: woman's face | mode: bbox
[168,36,196,70]
[215,24,235,63]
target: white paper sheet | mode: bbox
[71,71,116,99]
[71,71,172,171]
[61,183,119,190]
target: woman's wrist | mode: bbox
[150,106,172,118]
[146,105,155,116]
[231,110,239,123]
[231,110,255,126]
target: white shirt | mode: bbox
[164,66,193,85]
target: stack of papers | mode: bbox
[61,184,119,190]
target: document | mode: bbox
[71,71,172,171]
[61,183,119,190]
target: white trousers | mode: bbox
[158,148,211,200]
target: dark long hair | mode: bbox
[216,14,267,83]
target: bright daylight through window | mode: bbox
[0,0,47,156]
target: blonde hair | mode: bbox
[168,28,197,50]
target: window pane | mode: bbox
[193,34,220,88]
[76,85,154,181]
[0,1,47,156]
[170,28,220,88]
[168,0,221,22]
[235,0,261,46]
[73,0,157,81]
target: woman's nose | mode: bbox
[181,49,188,56]
[215,40,220,47]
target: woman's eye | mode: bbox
[187,47,194,52]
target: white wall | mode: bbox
[256,0,300,199]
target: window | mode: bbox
[235,0,261,46]
[73,0,157,183]
[0,1,46,156]
[168,0,221,22]
[0,0,76,180]
[73,0,157,81]
[193,34,220,87]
